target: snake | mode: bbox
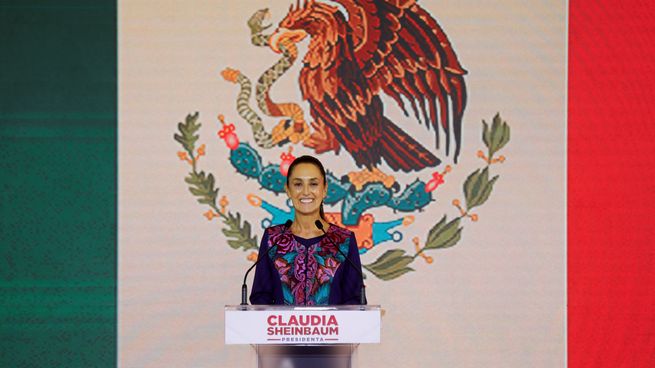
[221,8,307,149]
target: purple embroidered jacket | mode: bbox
[249,223,364,305]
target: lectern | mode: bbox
[225,305,381,368]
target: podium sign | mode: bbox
[225,305,381,345]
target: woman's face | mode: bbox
[285,162,327,216]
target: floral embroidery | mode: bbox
[317,257,338,283]
[274,258,291,283]
[267,224,350,305]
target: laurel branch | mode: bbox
[363,113,510,280]
[174,112,259,252]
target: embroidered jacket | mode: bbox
[249,223,364,305]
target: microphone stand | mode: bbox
[315,220,367,305]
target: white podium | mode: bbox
[225,305,381,368]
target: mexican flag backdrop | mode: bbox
[1,0,653,367]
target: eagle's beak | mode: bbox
[269,28,308,53]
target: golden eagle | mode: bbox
[270,0,467,173]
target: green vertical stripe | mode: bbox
[0,1,116,366]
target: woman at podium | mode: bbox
[250,155,365,305]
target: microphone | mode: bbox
[315,220,367,305]
[241,219,293,305]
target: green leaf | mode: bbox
[500,121,511,151]
[470,167,488,207]
[184,170,219,206]
[174,112,202,154]
[221,212,258,251]
[426,215,448,245]
[364,249,415,281]
[366,249,412,269]
[463,169,480,207]
[425,217,462,250]
[482,120,490,148]
[464,168,488,209]
[197,197,215,205]
[189,187,205,196]
[468,175,499,209]
[434,227,462,249]
[227,239,243,249]
[464,167,501,210]
[486,113,511,159]
[184,175,199,185]
[368,266,414,281]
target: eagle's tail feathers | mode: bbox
[379,117,441,172]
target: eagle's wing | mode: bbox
[299,16,439,171]
[333,0,467,161]
[299,24,382,169]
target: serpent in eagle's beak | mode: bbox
[269,28,308,53]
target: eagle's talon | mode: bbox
[302,120,340,154]
[347,168,397,191]
[272,119,309,146]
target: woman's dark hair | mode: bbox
[286,155,327,220]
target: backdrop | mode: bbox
[3,0,654,367]
[119,1,566,366]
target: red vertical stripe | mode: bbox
[569,0,655,366]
